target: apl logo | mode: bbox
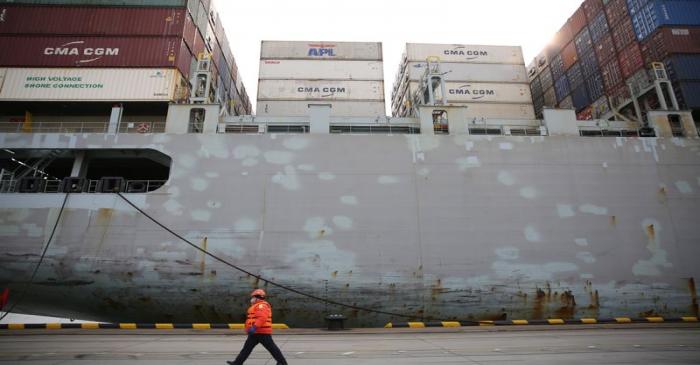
[308,44,337,57]
[448,84,495,100]
[444,46,488,60]
[43,41,120,64]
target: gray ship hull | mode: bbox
[1,132,699,326]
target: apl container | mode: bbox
[258,80,385,101]
[259,60,384,80]
[0,5,187,36]
[261,41,383,61]
[406,43,524,64]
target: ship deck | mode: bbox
[1,324,699,364]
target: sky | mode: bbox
[216,0,584,115]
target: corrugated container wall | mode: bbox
[259,60,383,80]
[406,44,524,64]
[261,41,382,61]
[0,0,187,5]
[406,63,528,83]
[628,0,700,41]
[256,101,386,118]
[258,80,385,101]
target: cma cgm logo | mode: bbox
[43,41,120,64]
[449,85,495,100]
[445,46,488,60]
[308,44,337,57]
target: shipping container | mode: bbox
[664,54,700,80]
[581,49,600,78]
[618,42,645,78]
[543,86,557,107]
[258,80,384,101]
[255,100,386,117]
[261,41,382,61]
[569,6,589,36]
[452,103,537,120]
[549,24,574,57]
[605,0,630,27]
[628,0,700,41]
[0,35,188,70]
[405,43,524,64]
[259,60,383,80]
[571,84,591,111]
[601,58,624,91]
[595,34,617,64]
[540,66,554,90]
[407,62,528,83]
[0,0,187,5]
[612,17,637,51]
[534,50,550,73]
[577,105,593,120]
[555,75,571,102]
[551,54,566,80]
[0,67,182,101]
[407,82,533,104]
[562,42,579,70]
[591,95,611,118]
[0,5,186,36]
[609,82,631,107]
[575,27,594,56]
[531,76,543,98]
[586,72,606,101]
[675,80,700,108]
[640,27,700,64]
[589,11,610,43]
[583,0,604,21]
[567,62,585,89]
[559,95,574,109]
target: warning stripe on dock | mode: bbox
[384,316,699,328]
[0,323,290,330]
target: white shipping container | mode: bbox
[259,60,384,80]
[408,81,533,104]
[0,68,179,101]
[406,43,524,64]
[256,100,386,117]
[258,80,385,101]
[407,62,528,83]
[261,41,382,60]
[457,103,536,119]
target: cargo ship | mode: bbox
[1,0,699,327]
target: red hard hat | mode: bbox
[250,289,266,298]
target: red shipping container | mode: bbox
[595,34,617,64]
[0,5,185,36]
[583,0,604,21]
[605,0,629,27]
[601,58,624,92]
[641,27,700,64]
[612,17,636,52]
[183,13,198,55]
[618,42,644,78]
[553,23,575,52]
[176,40,194,80]
[0,35,187,70]
[568,6,589,36]
[561,42,579,70]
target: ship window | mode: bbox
[432,110,449,135]
[0,149,170,194]
[189,108,205,133]
[668,114,683,137]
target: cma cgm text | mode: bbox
[444,50,488,56]
[297,87,346,93]
[43,47,119,56]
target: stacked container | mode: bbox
[391,43,535,119]
[0,0,251,115]
[256,41,385,117]
[528,0,700,120]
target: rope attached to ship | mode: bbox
[0,192,70,322]
[115,192,430,321]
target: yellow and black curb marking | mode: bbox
[0,323,290,330]
[385,316,699,328]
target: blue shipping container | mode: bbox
[627,0,700,40]
[580,49,600,78]
[567,63,585,89]
[586,73,606,101]
[555,75,572,102]
[575,27,594,56]
[551,54,565,80]
[572,85,592,111]
[589,12,610,43]
[677,81,700,108]
[664,54,700,80]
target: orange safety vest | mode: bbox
[245,300,273,334]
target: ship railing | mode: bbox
[0,121,166,134]
[0,179,167,193]
[577,120,644,137]
[467,119,546,136]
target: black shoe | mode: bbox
[226,361,236,365]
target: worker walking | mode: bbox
[227,289,288,365]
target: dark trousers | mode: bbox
[231,334,287,365]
